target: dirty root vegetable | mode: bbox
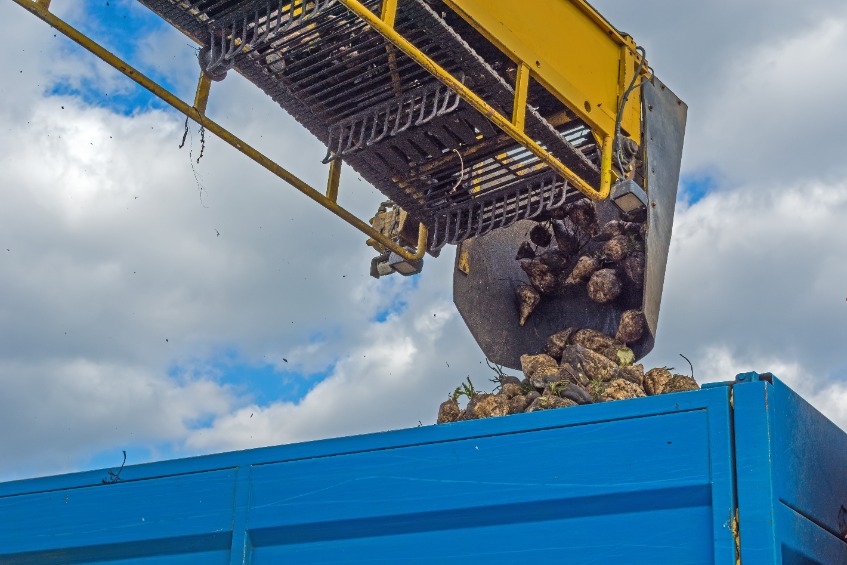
[595,220,626,241]
[663,375,700,393]
[509,394,529,414]
[597,378,646,402]
[545,327,578,360]
[539,250,569,274]
[559,345,618,383]
[571,328,620,355]
[622,251,645,289]
[571,328,633,365]
[497,375,523,388]
[515,241,536,260]
[615,364,645,386]
[529,223,553,247]
[516,284,541,326]
[566,198,598,233]
[500,383,523,399]
[643,367,672,396]
[521,260,558,295]
[437,398,461,424]
[520,353,559,379]
[552,220,580,256]
[565,255,601,285]
[587,268,623,304]
[526,395,577,412]
[602,235,633,262]
[463,394,509,420]
[616,310,646,344]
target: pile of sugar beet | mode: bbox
[437,197,699,424]
[515,196,648,333]
[437,328,700,423]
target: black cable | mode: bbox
[614,45,648,175]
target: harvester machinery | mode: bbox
[11,0,687,369]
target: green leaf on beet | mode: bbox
[616,348,635,367]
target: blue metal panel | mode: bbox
[0,386,737,563]
[0,470,237,564]
[734,372,847,564]
[248,410,725,563]
[734,375,780,563]
[769,377,847,543]
[777,504,847,565]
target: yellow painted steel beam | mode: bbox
[442,0,645,141]
[380,0,402,95]
[10,0,427,262]
[379,0,398,27]
[326,158,341,202]
[192,71,212,115]
[337,0,614,201]
[511,62,530,132]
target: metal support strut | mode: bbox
[11,0,428,263]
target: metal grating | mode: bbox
[137,0,602,250]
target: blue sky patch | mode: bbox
[372,296,409,323]
[371,275,419,322]
[170,347,336,409]
[47,1,187,116]
[679,173,718,204]
[47,80,169,116]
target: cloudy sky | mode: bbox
[0,0,844,482]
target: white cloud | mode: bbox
[0,357,236,479]
[186,292,467,452]
[645,181,847,383]
[593,0,847,183]
[691,345,847,431]
[1,0,846,483]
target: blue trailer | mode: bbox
[0,373,845,564]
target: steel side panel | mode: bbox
[642,77,686,339]
[0,469,237,564]
[733,381,780,563]
[769,378,847,543]
[247,408,732,563]
[734,378,847,563]
[777,504,847,564]
[0,388,735,563]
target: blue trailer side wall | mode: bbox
[0,375,844,564]
[734,374,847,564]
